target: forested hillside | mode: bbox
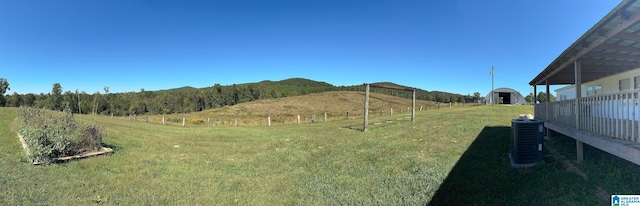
[1,78,481,116]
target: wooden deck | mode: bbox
[536,91,640,165]
[545,121,640,165]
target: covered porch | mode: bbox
[530,0,640,165]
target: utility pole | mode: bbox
[491,65,494,106]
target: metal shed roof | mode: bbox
[530,0,640,86]
[484,87,526,104]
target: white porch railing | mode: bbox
[535,91,640,143]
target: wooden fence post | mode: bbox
[364,84,369,132]
[324,112,327,123]
[346,112,349,120]
[133,115,136,122]
[111,113,113,119]
[235,118,238,127]
[182,117,185,127]
[297,115,301,124]
[390,108,393,115]
[162,116,165,125]
[268,116,271,127]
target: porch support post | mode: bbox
[546,80,550,121]
[575,60,584,163]
[533,85,538,121]
[533,85,537,104]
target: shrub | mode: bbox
[168,117,182,123]
[73,125,104,152]
[187,118,205,125]
[18,107,105,163]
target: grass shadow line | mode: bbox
[428,126,512,205]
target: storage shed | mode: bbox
[484,88,526,105]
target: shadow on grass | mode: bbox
[428,126,601,205]
[546,131,640,196]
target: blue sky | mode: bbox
[0,0,620,96]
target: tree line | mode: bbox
[0,78,485,116]
[524,92,556,103]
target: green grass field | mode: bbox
[1,105,639,205]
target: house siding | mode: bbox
[582,68,640,95]
[554,67,640,100]
[555,85,576,101]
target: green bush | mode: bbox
[18,107,105,163]
[168,117,182,123]
[187,118,205,125]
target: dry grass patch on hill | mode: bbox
[138,91,444,127]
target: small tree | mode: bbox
[104,86,110,114]
[51,83,63,111]
[0,78,8,95]
[536,92,556,102]
[473,92,481,100]
[23,93,36,107]
[8,92,22,107]
[0,78,9,106]
[525,93,533,103]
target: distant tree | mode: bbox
[536,92,556,102]
[23,93,36,107]
[473,92,481,100]
[129,98,145,115]
[104,86,110,114]
[0,78,9,96]
[51,83,63,111]
[525,93,533,103]
[425,94,434,101]
[128,90,146,115]
[6,92,21,107]
[0,78,9,106]
[76,91,92,114]
[34,93,46,108]
[63,91,77,112]
[457,96,465,103]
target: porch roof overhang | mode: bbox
[530,0,640,86]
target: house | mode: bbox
[530,0,640,165]
[554,85,575,101]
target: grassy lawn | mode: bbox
[0,105,636,204]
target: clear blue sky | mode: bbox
[0,0,620,96]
